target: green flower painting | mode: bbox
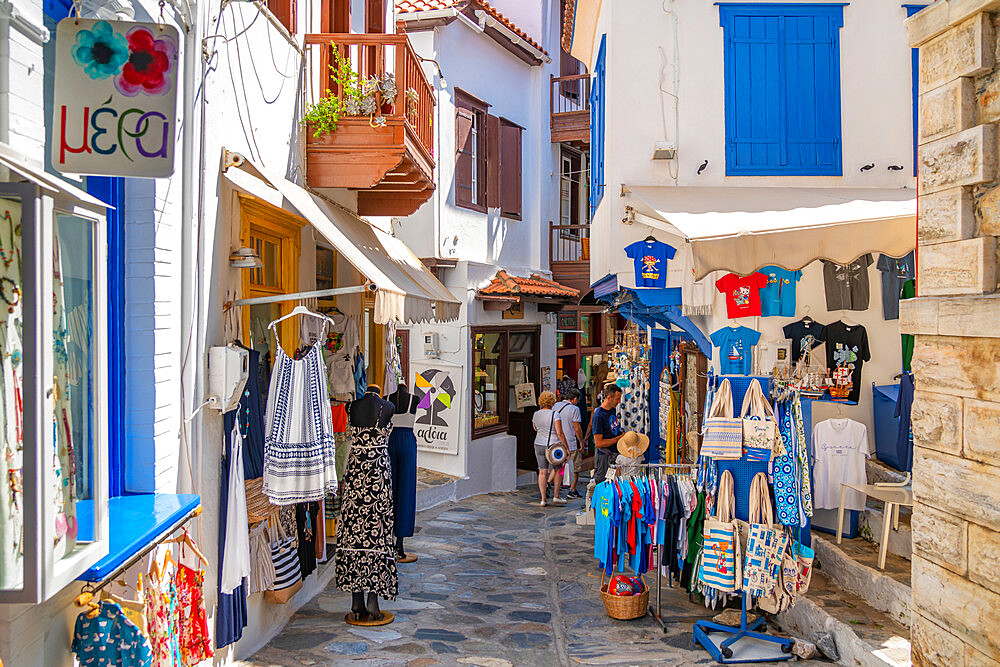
[71,20,129,80]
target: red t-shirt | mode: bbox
[715,272,768,319]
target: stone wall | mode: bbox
[907,2,1000,665]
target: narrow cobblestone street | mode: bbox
[242,484,814,667]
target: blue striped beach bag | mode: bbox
[698,470,740,593]
[701,379,742,460]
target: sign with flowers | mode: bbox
[51,19,179,177]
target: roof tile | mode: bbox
[478,270,579,300]
[396,0,547,56]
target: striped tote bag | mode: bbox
[743,472,789,596]
[698,471,740,593]
[701,379,743,460]
[264,517,302,604]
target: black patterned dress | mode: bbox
[334,418,398,599]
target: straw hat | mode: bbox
[617,431,650,458]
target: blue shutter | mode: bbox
[590,35,606,217]
[721,4,844,176]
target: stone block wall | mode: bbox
[907,3,1000,665]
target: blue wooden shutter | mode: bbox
[590,34,606,217]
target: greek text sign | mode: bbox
[411,361,462,455]
[52,19,179,177]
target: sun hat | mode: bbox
[617,431,650,458]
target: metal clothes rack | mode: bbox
[607,461,699,632]
[224,284,374,309]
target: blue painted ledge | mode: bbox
[76,493,201,582]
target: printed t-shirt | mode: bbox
[822,321,871,404]
[592,406,620,443]
[715,272,768,319]
[877,251,915,320]
[72,601,153,667]
[553,400,582,450]
[822,254,874,311]
[710,326,761,376]
[624,239,676,288]
[758,266,802,317]
[782,319,826,364]
[811,418,870,510]
[592,482,614,564]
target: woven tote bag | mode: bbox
[743,473,789,596]
[701,379,742,460]
[698,470,740,592]
[739,380,776,462]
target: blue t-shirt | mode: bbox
[710,326,761,376]
[592,406,620,442]
[593,481,614,565]
[624,240,676,288]
[758,266,802,317]
[72,601,153,667]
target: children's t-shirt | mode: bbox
[624,239,676,288]
[592,482,614,564]
[782,319,826,364]
[758,266,802,317]
[715,272,768,319]
[811,419,870,510]
[710,326,761,376]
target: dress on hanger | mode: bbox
[263,326,338,505]
[388,404,418,539]
[335,403,398,599]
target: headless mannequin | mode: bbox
[386,383,419,559]
[347,385,395,622]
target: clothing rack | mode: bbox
[608,461,699,633]
[224,284,374,309]
[73,504,203,606]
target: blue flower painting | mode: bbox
[71,20,129,80]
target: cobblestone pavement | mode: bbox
[243,483,810,667]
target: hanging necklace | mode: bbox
[0,277,20,313]
[0,211,14,269]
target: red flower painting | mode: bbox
[115,26,176,97]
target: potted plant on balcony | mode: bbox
[303,49,398,137]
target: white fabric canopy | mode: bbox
[627,186,917,280]
[0,141,110,213]
[229,155,460,324]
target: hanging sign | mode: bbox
[52,18,179,177]
[411,361,462,455]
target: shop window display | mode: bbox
[473,332,502,431]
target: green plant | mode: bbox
[302,48,363,138]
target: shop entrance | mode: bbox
[506,329,541,469]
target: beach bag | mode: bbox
[264,516,302,604]
[740,380,776,462]
[701,379,742,460]
[742,473,788,596]
[794,542,815,595]
[698,471,740,593]
[758,544,797,614]
[515,382,537,408]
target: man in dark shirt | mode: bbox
[591,383,624,483]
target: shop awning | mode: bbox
[0,141,111,213]
[226,154,460,324]
[609,288,712,358]
[626,186,917,280]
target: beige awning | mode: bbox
[226,153,460,324]
[0,141,110,213]
[626,186,917,281]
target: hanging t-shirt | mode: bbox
[758,266,802,317]
[900,279,916,371]
[822,254,874,311]
[811,418,870,511]
[710,326,761,376]
[877,251,915,320]
[715,272,768,319]
[72,601,153,667]
[593,482,614,564]
[822,321,871,404]
[624,239,676,288]
[782,319,826,364]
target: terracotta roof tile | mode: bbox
[478,270,579,300]
[561,0,575,54]
[396,0,547,57]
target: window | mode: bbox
[589,35,606,216]
[455,90,488,211]
[720,4,844,176]
[473,332,504,433]
[266,0,297,33]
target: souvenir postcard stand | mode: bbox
[692,376,795,664]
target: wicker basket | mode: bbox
[245,477,279,524]
[600,573,649,620]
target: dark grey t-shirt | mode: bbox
[822,254,874,311]
[877,252,915,320]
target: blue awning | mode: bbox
[650,308,712,358]
[591,273,619,299]
[630,287,682,307]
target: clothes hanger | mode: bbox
[801,305,813,322]
[644,234,657,242]
[268,304,334,330]
[163,530,208,565]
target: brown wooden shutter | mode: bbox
[486,114,501,209]
[268,0,296,33]
[500,121,522,218]
[455,108,474,207]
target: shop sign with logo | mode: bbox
[52,19,179,177]
[558,312,578,331]
[412,361,462,455]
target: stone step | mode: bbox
[776,570,912,667]
[812,535,912,628]
[860,503,912,561]
[866,457,910,486]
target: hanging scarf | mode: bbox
[791,394,814,522]
[772,400,800,526]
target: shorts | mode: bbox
[594,448,614,483]
[534,444,550,470]
[568,448,583,470]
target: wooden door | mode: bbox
[322,0,350,32]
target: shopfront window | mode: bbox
[581,314,593,347]
[473,332,502,432]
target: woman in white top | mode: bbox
[532,391,569,506]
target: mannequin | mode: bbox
[336,384,397,623]
[386,383,420,562]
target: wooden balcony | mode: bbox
[304,33,435,216]
[550,74,590,146]
[549,223,591,294]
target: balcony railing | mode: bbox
[550,74,591,144]
[304,33,435,162]
[550,223,591,263]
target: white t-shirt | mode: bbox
[812,418,871,511]
[553,401,582,450]
[532,409,560,447]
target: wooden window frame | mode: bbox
[471,325,540,440]
[455,89,489,213]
